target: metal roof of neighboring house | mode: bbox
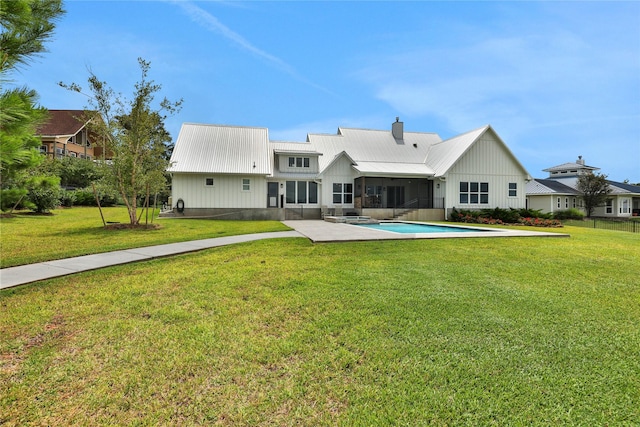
[307,127,441,174]
[526,179,580,195]
[168,123,272,175]
[36,110,90,137]
[543,161,599,173]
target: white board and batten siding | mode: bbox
[172,174,268,209]
[321,155,355,209]
[446,133,528,210]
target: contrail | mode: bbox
[172,1,335,95]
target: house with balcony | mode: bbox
[167,119,532,220]
[526,157,640,217]
[36,110,108,160]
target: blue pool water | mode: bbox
[355,222,490,234]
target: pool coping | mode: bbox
[283,220,570,242]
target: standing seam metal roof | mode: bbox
[168,123,272,175]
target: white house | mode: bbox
[167,119,532,220]
[526,156,640,217]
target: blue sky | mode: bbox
[11,0,640,182]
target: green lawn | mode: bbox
[1,219,638,425]
[0,207,290,268]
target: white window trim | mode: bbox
[204,177,214,187]
[241,178,251,192]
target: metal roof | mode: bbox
[307,127,441,175]
[353,162,434,177]
[168,123,271,175]
[270,141,322,155]
[526,179,580,195]
[543,162,599,173]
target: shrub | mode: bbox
[450,207,561,227]
[0,188,28,212]
[518,217,563,227]
[60,190,77,207]
[553,208,585,221]
[27,176,62,213]
[73,188,118,207]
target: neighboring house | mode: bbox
[36,110,108,160]
[526,156,640,217]
[167,119,532,220]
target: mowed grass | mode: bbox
[1,225,639,425]
[0,207,290,268]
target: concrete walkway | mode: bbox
[0,231,302,290]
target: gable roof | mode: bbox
[36,110,90,137]
[168,123,272,175]
[426,125,531,178]
[307,127,440,176]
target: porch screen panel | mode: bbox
[297,181,307,203]
[286,181,295,203]
[309,182,318,203]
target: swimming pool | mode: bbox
[354,222,493,234]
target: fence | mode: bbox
[564,218,640,233]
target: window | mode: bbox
[205,177,214,187]
[565,197,569,209]
[333,182,353,204]
[40,145,47,153]
[286,181,318,204]
[508,183,517,197]
[288,156,310,168]
[622,199,630,214]
[459,182,489,204]
[606,199,613,214]
[333,183,342,204]
[242,178,250,191]
[573,198,576,208]
[557,197,561,209]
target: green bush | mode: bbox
[553,208,585,220]
[450,207,560,227]
[27,176,62,213]
[73,188,118,207]
[60,190,77,207]
[0,188,28,212]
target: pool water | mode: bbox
[355,222,491,234]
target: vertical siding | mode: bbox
[172,173,267,209]
[446,134,528,210]
[321,156,355,208]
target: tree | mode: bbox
[576,172,612,217]
[61,58,182,225]
[0,0,65,211]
